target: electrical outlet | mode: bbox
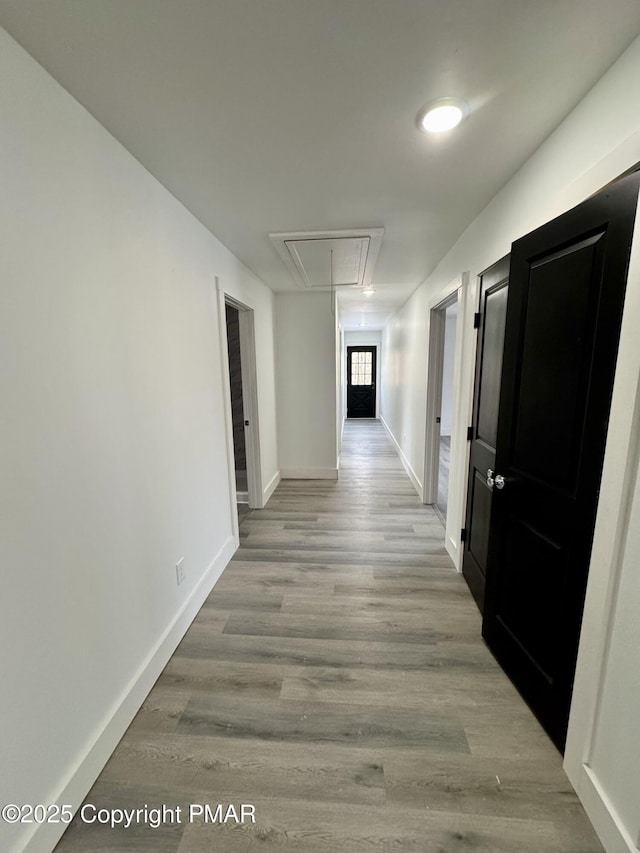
[176,558,185,586]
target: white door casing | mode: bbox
[424,272,476,570]
[564,194,640,853]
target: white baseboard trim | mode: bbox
[21,535,236,853]
[567,763,638,853]
[380,415,424,500]
[263,470,281,504]
[445,534,462,572]
[280,467,339,480]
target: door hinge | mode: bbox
[473,312,481,329]
[467,426,473,441]
[460,527,467,543]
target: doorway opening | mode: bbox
[225,303,249,517]
[425,294,459,523]
[219,288,263,536]
[347,345,377,418]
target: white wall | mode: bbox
[0,28,277,853]
[275,292,338,478]
[380,32,640,853]
[588,456,640,845]
[344,330,383,346]
[380,283,432,494]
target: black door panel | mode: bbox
[462,256,509,612]
[347,346,376,418]
[483,172,640,752]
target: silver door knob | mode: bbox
[487,469,505,490]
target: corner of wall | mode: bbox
[263,470,281,504]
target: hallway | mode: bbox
[55,420,602,852]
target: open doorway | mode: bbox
[437,301,458,518]
[225,303,249,518]
[424,293,459,524]
[218,288,263,535]
[423,272,472,570]
[347,346,377,418]
[343,331,382,422]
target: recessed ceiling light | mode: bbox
[362,287,375,296]
[359,320,367,327]
[417,98,468,134]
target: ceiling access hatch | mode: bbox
[288,237,369,287]
[269,228,384,290]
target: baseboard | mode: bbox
[280,467,339,480]
[567,764,638,853]
[379,415,424,500]
[21,535,236,853]
[445,533,462,572]
[263,470,281,504]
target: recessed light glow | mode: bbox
[362,287,375,296]
[359,320,367,327]
[417,98,467,134]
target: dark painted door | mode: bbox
[482,172,640,752]
[347,346,376,418]
[462,256,509,612]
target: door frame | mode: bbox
[216,278,263,544]
[343,336,381,420]
[564,192,640,852]
[461,254,510,612]
[346,344,378,418]
[423,271,476,569]
[424,292,457,510]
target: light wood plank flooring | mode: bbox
[55,419,603,853]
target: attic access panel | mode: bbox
[286,237,369,288]
[270,228,384,290]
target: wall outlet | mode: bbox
[176,558,185,586]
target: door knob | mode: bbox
[487,469,505,490]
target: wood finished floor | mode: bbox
[55,420,603,853]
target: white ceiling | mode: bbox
[2,1,640,330]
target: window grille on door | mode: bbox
[351,350,372,385]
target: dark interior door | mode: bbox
[347,346,376,418]
[483,172,640,752]
[462,256,509,612]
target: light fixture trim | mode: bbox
[417,97,468,134]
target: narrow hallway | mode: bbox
[56,420,602,852]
